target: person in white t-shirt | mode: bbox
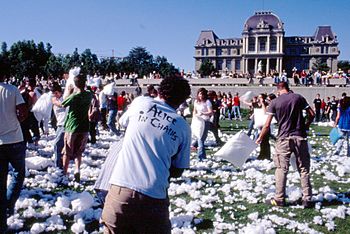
[51,83,67,169]
[101,77,191,233]
[193,88,213,160]
[0,75,28,232]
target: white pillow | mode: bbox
[191,116,205,140]
[214,130,257,168]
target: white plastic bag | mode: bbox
[191,116,205,139]
[240,91,255,102]
[253,108,268,129]
[214,130,257,168]
[253,108,276,129]
[31,92,53,121]
[103,83,116,96]
[63,67,80,99]
[183,107,191,117]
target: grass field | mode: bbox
[169,117,350,233]
[9,114,350,233]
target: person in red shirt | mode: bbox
[320,98,327,122]
[116,91,127,131]
[300,70,307,86]
[232,92,242,121]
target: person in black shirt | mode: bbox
[327,96,338,121]
[313,93,322,122]
[256,82,315,208]
[208,90,223,146]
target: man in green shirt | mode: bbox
[62,75,92,182]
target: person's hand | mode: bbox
[255,138,262,144]
[67,84,74,94]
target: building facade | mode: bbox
[194,11,340,76]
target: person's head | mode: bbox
[235,92,239,96]
[196,88,208,102]
[342,92,347,98]
[316,93,320,99]
[120,91,126,96]
[147,85,155,95]
[258,93,267,102]
[276,82,290,94]
[339,96,350,111]
[74,75,86,90]
[267,93,276,101]
[158,77,191,108]
[332,96,336,100]
[27,78,36,89]
[208,90,217,100]
[51,82,62,98]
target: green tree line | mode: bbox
[0,40,179,79]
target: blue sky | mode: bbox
[1,0,349,71]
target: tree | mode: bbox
[45,54,65,78]
[99,57,120,76]
[198,59,216,77]
[312,58,329,72]
[80,49,99,76]
[0,42,10,77]
[125,47,155,77]
[338,60,350,72]
[154,56,179,77]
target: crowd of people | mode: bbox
[1,68,350,233]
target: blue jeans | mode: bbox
[316,77,321,85]
[53,126,65,169]
[231,106,241,119]
[0,141,26,232]
[197,121,210,160]
[335,131,350,156]
[108,110,120,136]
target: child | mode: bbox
[62,75,92,182]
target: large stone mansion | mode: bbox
[194,11,340,76]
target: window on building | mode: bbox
[235,59,241,70]
[202,48,208,56]
[270,37,277,51]
[321,47,324,54]
[226,59,232,70]
[248,37,255,51]
[227,48,231,55]
[302,47,308,54]
[217,48,222,56]
[259,37,266,51]
[237,48,240,55]
[217,60,223,70]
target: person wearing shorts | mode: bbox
[62,75,92,182]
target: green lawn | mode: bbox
[175,116,350,233]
